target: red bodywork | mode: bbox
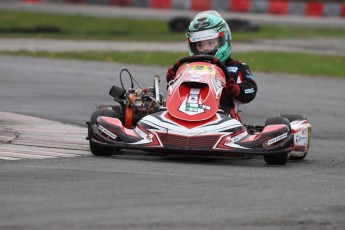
[166,62,226,122]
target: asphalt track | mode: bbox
[0,55,345,229]
[1,37,345,57]
[1,3,345,229]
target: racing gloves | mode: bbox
[166,68,175,83]
[225,78,240,97]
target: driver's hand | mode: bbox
[166,68,175,83]
[225,78,240,97]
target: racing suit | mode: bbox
[220,57,257,120]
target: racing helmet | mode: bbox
[186,11,232,62]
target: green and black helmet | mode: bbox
[186,11,232,62]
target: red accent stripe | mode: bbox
[268,0,288,15]
[229,0,250,12]
[151,0,171,9]
[341,4,345,17]
[305,2,323,17]
[125,103,133,128]
[191,0,211,11]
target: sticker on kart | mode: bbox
[178,88,211,115]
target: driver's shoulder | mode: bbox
[225,58,250,72]
[226,58,249,67]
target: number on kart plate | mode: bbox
[192,65,210,71]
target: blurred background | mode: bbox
[10,0,345,19]
[0,0,344,78]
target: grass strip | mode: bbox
[1,50,344,78]
[0,10,184,41]
[237,51,345,78]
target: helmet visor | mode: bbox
[188,30,226,56]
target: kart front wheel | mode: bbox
[88,108,122,156]
[279,114,309,160]
[264,116,291,165]
[264,153,290,165]
[90,141,116,157]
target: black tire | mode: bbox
[88,108,121,156]
[90,108,118,125]
[264,116,291,165]
[265,116,291,130]
[168,17,191,32]
[279,114,307,122]
[96,104,121,115]
[279,114,309,160]
[89,141,115,157]
[264,153,290,165]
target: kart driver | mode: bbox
[166,11,257,120]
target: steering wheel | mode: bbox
[171,55,231,81]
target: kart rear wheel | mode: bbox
[96,104,121,115]
[88,108,122,156]
[264,117,291,165]
[279,114,307,122]
[265,116,291,130]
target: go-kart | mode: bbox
[87,55,311,165]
